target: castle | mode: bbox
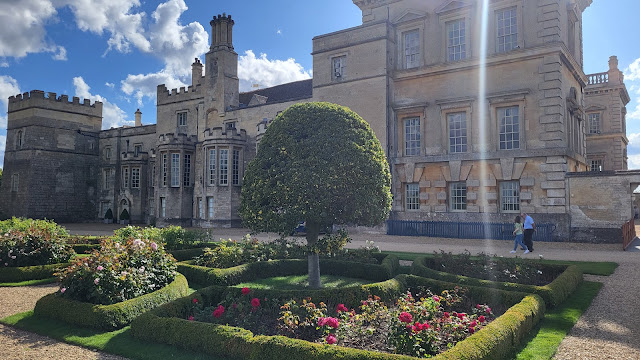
[0,0,634,242]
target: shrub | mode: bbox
[160,225,211,250]
[57,237,177,305]
[0,228,74,267]
[104,208,113,220]
[120,209,130,221]
[193,235,306,268]
[0,217,68,237]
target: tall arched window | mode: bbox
[16,130,23,148]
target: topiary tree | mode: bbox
[120,208,130,221]
[239,102,392,288]
[104,208,113,220]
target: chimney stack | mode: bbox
[210,13,234,51]
[192,58,203,87]
[135,109,142,127]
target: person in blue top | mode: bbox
[521,212,536,252]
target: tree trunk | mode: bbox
[306,221,322,289]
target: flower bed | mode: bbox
[411,256,582,308]
[130,275,545,360]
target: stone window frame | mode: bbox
[177,111,188,127]
[104,168,113,190]
[122,166,129,188]
[441,104,472,154]
[162,153,168,187]
[131,167,141,189]
[446,18,467,62]
[587,112,602,134]
[208,147,217,186]
[160,197,166,217]
[219,148,229,186]
[104,146,111,160]
[403,117,421,157]
[170,152,180,188]
[198,197,204,219]
[489,2,523,54]
[396,19,424,70]
[100,201,111,219]
[588,157,603,172]
[232,148,241,186]
[11,173,19,192]
[207,197,214,219]
[499,180,520,213]
[489,95,527,152]
[439,7,472,63]
[134,144,143,157]
[331,54,347,80]
[394,105,426,158]
[183,153,192,187]
[16,130,23,149]
[151,164,156,188]
[405,183,420,211]
[149,199,154,216]
[449,181,467,211]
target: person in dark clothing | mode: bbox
[521,212,535,252]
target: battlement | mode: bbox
[8,90,103,117]
[157,132,198,145]
[203,126,247,140]
[157,83,204,105]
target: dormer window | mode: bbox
[177,111,187,127]
[332,56,346,80]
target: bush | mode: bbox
[104,208,113,220]
[193,235,306,268]
[57,237,177,305]
[0,217,68,237]
[0,263,68,283]
[160,225,212,250]
[34,273,189,330]
[0,228,74,267]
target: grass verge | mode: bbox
[382,251,618,276]
[0,311,225,360]
[515,280,603,359]
[232,274,373,290]
[0,278,57,287]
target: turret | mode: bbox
[210,13,234,51]
[205,13,239,115]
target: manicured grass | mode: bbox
[515,281,603,359]
[233,274,373,290]
[0,278,57,287]
[381,251,618,276]
[0,311,223,360]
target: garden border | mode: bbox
[410,256,582,308]
[33,273,189,330]
[0,262,70,283]
[130,274,544,360]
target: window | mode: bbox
[16,130,23,149]
[500,181,520,212]
[450,182,467,211]
[177,112,187,127]
[11,174,19,192]
[198,198,204,219]
[448,112,468,153]
[226,122,236,130]
[122,167,129,188]
[332,56,346,79]
[498,106,520,150]
[589,159,603,172]
[208,149,216,185]
[588,113,601,134]
[149,199,154,216]
[162,153,168,186]
[160,197,166,217]
[183,154,191,187]
[219,149,229,185]
[131,168,140,188]
[404,30,420,69]
[405,183,420,210]
[207,197,214,219]
[152,165,156,187]
[232,149,240,185]
[134,144,142,157]
[104,169,112,189]
[447,19,466,61]
[171,153,180,187]
[496,7,517,52]
[404,117,421,156]
[105,147,111,160]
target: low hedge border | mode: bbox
[33,273,189,330]
[130,275,543,360]
[410,256,582,308]
[177,254,400,287]
[170,247,207,261]
[72,244,101,254]
[0,262,70,283]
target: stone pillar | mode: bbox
[192,58,203,87]
[608,55,623,84]
[135,109,142,127]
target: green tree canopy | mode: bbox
[239,102,392,287]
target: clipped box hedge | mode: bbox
[130,274,544,360]
[410,256,582,308]
[33,273,189,330]
[0,262,69,283]
[177,254,400,287]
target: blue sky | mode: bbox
[0,0,639,169]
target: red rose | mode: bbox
[411,325,417,333]
[470,320,477,327]
[192,298,198,304]
[399,312,413,324]
[444,312,450,318]
[326,334,337,345]
[188,315,194,321]
[251,298,260,308]
[478,315,486,322]
[486,307,492,313]
[469,327,475,334]
[212,305,225,318]
[326,317,339,329]
[337,304,348,313]
[241,287,250,295]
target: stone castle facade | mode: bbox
[0,0,632,241]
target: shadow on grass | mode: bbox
[1,311,229,360]
[514,281,603,360]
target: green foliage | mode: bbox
[160,225,211,250]
[34,274,189,330]
[57,237,177,305]
[120,208,130,220]
[104,208,113,219]
[239,102,392,236]
[235,275,373,290]
[0,262,69,283]
[193,235,306,268]
[0,217,68,236]
[0,228,74,267]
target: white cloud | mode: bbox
[625,58,640,81]
[121,71,187,106]
[237,50,312,92]
[0,0,61,59]
[628,154,640,170]
[51,45,67,61]
[73,76,133,129]
[0,61,8,68]
[105,82,114,88]
[0,135,5,168]
[277,29,282,35]
[0,76,22,130]
[628,103,640,121]
[628,133,640,147]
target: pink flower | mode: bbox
[486,307,491,313]
[212,305,225,318]
[336,304,348,313]
[478,315,486,323]
[476,304,482,309]
[326,317,339,329]
[470,320,477,328]
[94,278,99,285]
[232,303,238,309]
[150,242,158,251]
[241,287,250,295]
[444,312,450,318]
[251,298,260,308]
[97,265,103,271]
[326,334,337,345]
[318,317,328,327]
[188,315,194,321]
[399,312,413,324]
[192,298,199,304]
[469,327,475,334]
[432,296,440,302]
[60,287,66,293]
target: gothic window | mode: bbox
[177,112,187,127]
[405,183,420,210]
[447,19,466,61]
[131,168,140,188]
[219,149,229,185]
[588,113,601,134]
[500,181,520,213]
[208,149,216,186]
[404,30,420,69]
[332,55,347,79]
[498,106,520,150]
[496,7,517,52]
[448,112,468,153]
[450,182,467,211]
[183,154,191,187]
[404,117,421,156]
[171,153,180,187]
[16,130,23,149]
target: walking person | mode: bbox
[510,215,529,254]
[521,212,536,252]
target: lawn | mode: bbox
[232,274,373,290]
